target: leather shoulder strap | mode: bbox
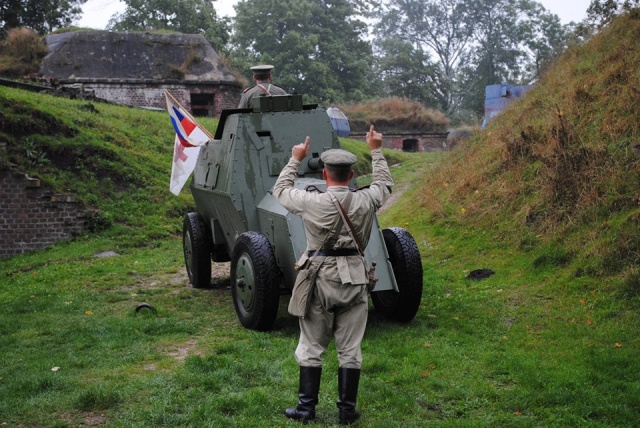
[327,191,365,256]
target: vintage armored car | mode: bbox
[182,95,423,330]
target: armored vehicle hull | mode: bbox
[182,95,423,330]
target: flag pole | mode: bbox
[163,89,215,140]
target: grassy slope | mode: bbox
[394,12,640,425]
[0,88,406,245]
[421,12,640,280]
[0,87,197,244]
[1,15,640,426]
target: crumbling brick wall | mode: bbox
[73,82,240,117]
[0,169,87,259]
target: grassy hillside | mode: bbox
[0,88,407,248]
[0,87,195,245]
[421,11,640,285]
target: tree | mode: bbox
[587,0,640,26]
[376,0,474,114]
[231,0,374,104]
[0,0,87,35]
[107,0,230,52]
[459,0,565,113]
[519,2,566,78]
[375,0,565,116]
[374,37,441,108]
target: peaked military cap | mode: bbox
[250,64,275,74]
[320,149,357,169]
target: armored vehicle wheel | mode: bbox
[231,232,280,331]
[183,212,212,288]
[372,227,423,322]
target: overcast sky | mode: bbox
[77,0,592,30]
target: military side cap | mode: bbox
[250,64,274,74]
[320,149,357,169]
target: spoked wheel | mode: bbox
[182,212,213,288]
[372,227,423,322]
[230,232,280,331]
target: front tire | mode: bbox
[230,232,280,331]
[183,212,212,288]
[371,227,423,322]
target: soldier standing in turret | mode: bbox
[237,64,287,108]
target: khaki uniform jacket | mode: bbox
[272,149,393,285]
[238,83,287,108]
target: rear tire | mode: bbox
[371,227,423,322]
[231,232,280,331]
[183,212,212,288]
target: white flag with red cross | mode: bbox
[164,90,211,195]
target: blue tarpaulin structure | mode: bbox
[482,83,533,128]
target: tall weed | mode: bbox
[0,27,47,77]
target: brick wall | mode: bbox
[72,81,241,116]
[215,86,242,111]
[0,168,87,259]
[349,132,451,152]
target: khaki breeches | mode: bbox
[295,275,368,369]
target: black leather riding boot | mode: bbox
[337,367,361,425]
[284,366,322,423]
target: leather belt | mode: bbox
[307,248,360,257]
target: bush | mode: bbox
[338,97,449,132]
[0,27,48,77]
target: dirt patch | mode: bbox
[58,412,109,427]
[169,262,230,289]
[82,414,110,426]
[125,262,230,293]
[211,262,231,286]
[164,338,200,362]
[378,183,410,215]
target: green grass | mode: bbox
[2,151,639,426]
[3,18,640,423]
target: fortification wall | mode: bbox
[0,166,87,259]
[79,81,240,116]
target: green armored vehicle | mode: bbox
[182,95,423,331]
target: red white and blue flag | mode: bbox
[164,90,211,195]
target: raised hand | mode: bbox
[292,136,310,161]
[366,125,382,150]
